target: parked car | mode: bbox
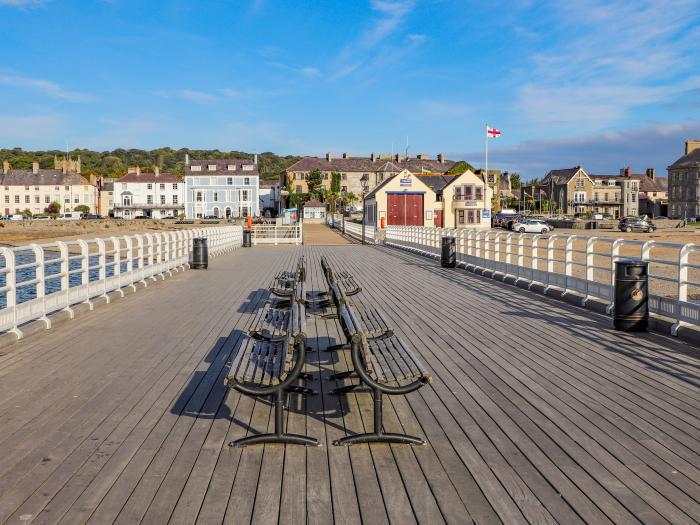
[32,215,52,220]
[618,217,656,233]
[57,212,82,220]
[80,213,103,220]
[512,219,551,234]
[526,217,554,231]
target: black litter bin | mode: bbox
[192,237,208,269]
[243,229,252,248]
[614,259,648,331]
[441,236,456,268]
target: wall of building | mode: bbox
[0,184,96,216]
[184,175,259,219]
[113,180,184,219]
[364,171,438,228]
[440,171,492,228]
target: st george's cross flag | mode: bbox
[487,127,502,138]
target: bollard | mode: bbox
[614,259,648,331]
[243,229,252,248]
[441,236,456,268]
[192,237,209,269]
[380,216,386,229]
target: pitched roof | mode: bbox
[669,148,700,169]
[186,158,259,176]
[117,172,179,183]
[303,199,325,208]
[542,167,582,185]
[630,174,668,192]
[416,174,459,194]
[1,169,91,186]
[286,156,456,175]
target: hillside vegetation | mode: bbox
[0,147,300,181]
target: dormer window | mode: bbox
[227,164,236,171]
[208,164,217,171]
[242,164,254,171]
[190,165,202,172]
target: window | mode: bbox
[172,195,178,205]
[241,190,249,201]
[160,195,166,205]
[65,186,69,190]
[35,196,40,203]
[227,164,236,171]
[574,191,586,203]
[227,177,233,185]
[341,185,347,192]
[213,192,219,202]
[14,195,19,203]
[34,186,39,191]
[631,193,636,203]
[467,210,476,224]
[159,183,165,190]
[25,186,29,190]
[455,187,462,200]
[475,186,483,200]
[458,210,465,224]
[147,195,153,204]
[172,184,178,190]
[54,186,59,191]
[196,191,203,202]
[208,164,217,171]
[25,195,30,203]
[147,184,153,190]
[594,192,599,202]
[191,165,202,171]
[242,164,254,171]
[74,197,79,203]
[3,196,8,203]
[465,185,473,199]
[604,192,609,202]
[341,173,347,180]
[575,176,585,189]
[296,185,302,193]
[64,197,69,203]
[244,177,250,185]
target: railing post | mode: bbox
[30,244,51,328]
[96,238,110,303]
[77,239,93,309]
[125,236,136,291]
[2,248,21,338]
[672,243,691,335]
[111,236,124,297]
[56,241,73,317]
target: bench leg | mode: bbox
[230,389,319,447]
[333,389,425,446]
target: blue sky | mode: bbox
[1,0,700,177]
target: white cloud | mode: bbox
[0,74,92,101]
[452,121,700,178]
[515,0,700,130]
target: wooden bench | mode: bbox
[224,259,317,447]
[271,256,306,297]
[320,257,431,446]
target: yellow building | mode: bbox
[364,169,492,228]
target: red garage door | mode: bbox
[387,193,424,226]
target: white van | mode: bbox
[57,212,82,220]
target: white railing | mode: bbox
[0,226,243,337]
[251,223,303,245]
[327,216,377,243]
[385,226,700,334]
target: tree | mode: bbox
[447,160,477,174]
[21,208,32,218]
[75,204,90,213]
[306,169,323,194]
[45,201,61,215]
[330,172,341,193]
[509,172,521,189]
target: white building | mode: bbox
[0,159,97,216]
[259,179,280,216]
[113,167,184,219]
[184,157,260,219]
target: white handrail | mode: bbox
[326,215,377,243]
[0,226,243,337]
[384,225,700,335]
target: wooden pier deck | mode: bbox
[0,244,699,524]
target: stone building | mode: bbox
[283,153,456,196]
[0,158,96,216]
[668,140,700,219]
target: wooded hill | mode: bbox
[0,147,301,181]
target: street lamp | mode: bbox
[360,174,369,245]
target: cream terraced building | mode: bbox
[0,160,96,216]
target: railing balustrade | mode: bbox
[384,225,700,335]
[326,216,376,243]
[251,224,303,245]
[0,226,243,337]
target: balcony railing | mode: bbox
[115,203,184,209]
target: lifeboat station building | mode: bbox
[364,169,492,229]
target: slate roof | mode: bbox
[416,174,460,194]
[303,199,325,208]
[286,156,456,175]
[1,169,91,186]
[541,167,582,185]
[117,172,180,184]
[186,159,259,176]
[669,148,700,169]
[588,173,668,193]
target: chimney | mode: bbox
[326,152,332,162]
[254,153,258,165]
[185,153,190,165]
[2,160,9,175]
[154,165,160,176]
[646,168,655,179]
[394,153,401,162]
[370,152,376,162]
[624,167,631,177]
[76,155,81,174]
[685,140,700,156]
[342,152,348,159]
[437,153,445,163]
[417,153,427,160]
[32,161,39,174]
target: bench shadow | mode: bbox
[378,245,700,388]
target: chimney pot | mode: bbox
[646,168,655,179]
[32,161,39,174]
[2,160,9,175]
[370,152,376,162]
[438,153,445,163]
[342,152,348,159]
[326,152,332,162]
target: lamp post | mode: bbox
[360,174,369,245]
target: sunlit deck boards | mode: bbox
[0,243,699,523]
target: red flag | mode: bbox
[487,127,502,138]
